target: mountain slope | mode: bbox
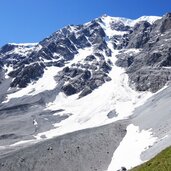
[107,84,171,170]
[0,121,128,171]
[0,13,171,171]
[131,146,171,171]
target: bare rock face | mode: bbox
[160,13,171,33]
[127,21,151,49]
[59,64,111,97]
[116,13,171,93]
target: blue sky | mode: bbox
[0,0,171,46]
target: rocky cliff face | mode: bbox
[116,13,171,92]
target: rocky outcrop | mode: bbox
[57,56,112,97]
[10,63,45,88]
[160,13,171,33]
[116,13,171,92]
[117,167,127,171]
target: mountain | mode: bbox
[0,13,171,171]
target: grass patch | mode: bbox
[131,146,171,171]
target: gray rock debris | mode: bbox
[0,120,128,171]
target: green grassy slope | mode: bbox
[131,146,171,171]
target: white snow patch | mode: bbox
[33,119,38,126]
[133,16,161,25]
[98,15,161,38]
[9,43,38,46]
[99,16,129,38]
[68,47,94,65]
[10,140,36,147]
[3,66,61,103]
[100,15,133,27]
[121,48,141,54]
[100,15,161,27]
[53,52,59,57]
[62,46,95,67]
[4,65,13,79]
[0,146,6,150]
[107,124,158,171]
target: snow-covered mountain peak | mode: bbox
[0,43,42,58]
[99,14,161,27]
[99,15,133,26]
[133,16,162,25]
[8,43,38,47]
[95,14,162,40]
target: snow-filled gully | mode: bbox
[107,124,158,171]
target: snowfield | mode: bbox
[107,124,158,171]
[34,43,152,140]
